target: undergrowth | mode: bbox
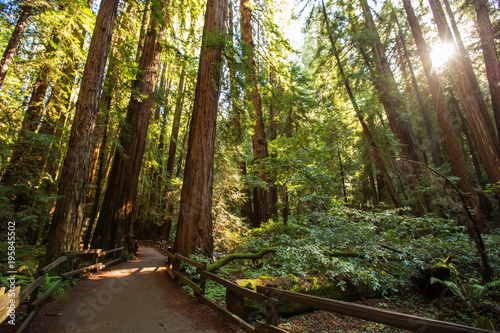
[213,204,499,298]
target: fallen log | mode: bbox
[206,247,277,272]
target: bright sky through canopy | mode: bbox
[430,42,455,67]
[277,0,306,51]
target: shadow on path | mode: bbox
[26,247,237,333]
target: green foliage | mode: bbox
[234,205,500,296]
[431,274,500,330]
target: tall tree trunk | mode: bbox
[154,62,172,241]
[45,0,121,262]
[228,3,253,225]
[442,0,490,119]
[166,65,186,177]
[151,62,180,243]
[83,2,131,240]
[429,0,500,194]
[241,0,272,227]
[472,0,500,140]
[449,93,484,186]
[393,7,443,167]
[359,0,422,164]
[321,0,402,208]
[403,0,492,281]
[269,68,278,218]
[82,108,109,249]
[0,5,31,89]
[173,0,228,257]
[135,0,150,63]
[92,0,167,252]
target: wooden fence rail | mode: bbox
[257,286,492,333]
[153,242,283,333]
[149,241,493,333]
[0,246,125,333]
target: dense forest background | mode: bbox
[1,0,500,327]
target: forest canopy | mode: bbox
[0,0,500,328]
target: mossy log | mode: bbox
[416,256,454,297]
[206,247,277,272]
[325,251,364,258]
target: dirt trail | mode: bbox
[26,247,237,333]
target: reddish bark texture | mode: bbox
[241,0,272,227]
[45,0,120,261]
[403,0,491,280]
[428,0,500,193]
[92,1,167,252]
[173,0,228,257]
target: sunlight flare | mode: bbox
[430,42,455,67]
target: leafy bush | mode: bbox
[233,204,500,296]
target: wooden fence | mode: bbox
[0,246,124,333]
[150,241,492,333]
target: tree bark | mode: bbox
[135,0,150,63]
[393,7,443,167]
[0,5,31,89]
[403,0,492,281]
[429,0,500,193]
[166,65,186,177]
[45,0,121,262]
[241,0,272,227]
[359,0,422,164]
[472,0,500,140]
[269,69,279,218]
[92,0,167,252]
[173,0,228,257]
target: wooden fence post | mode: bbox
[198,264,207,298]
[226,288,245,319]
[26,258,47,313]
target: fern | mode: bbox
[431,277,465,300]
[485,280,500,290]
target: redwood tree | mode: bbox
[402,0,491,280]
[173,0,228,257]
[0,5,31,89]
[428,0,500,194]
[45,0,120,261]
[471,0,500,140]
[359,0,422,164]
[92,0,168,252]
[241,0,272,227]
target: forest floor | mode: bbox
[13,247,238,333]
[1,246,491,332]
[278,296,474,332]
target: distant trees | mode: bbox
[0,5,31,89]
[0,0,498,277]
[240,0,273,228]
